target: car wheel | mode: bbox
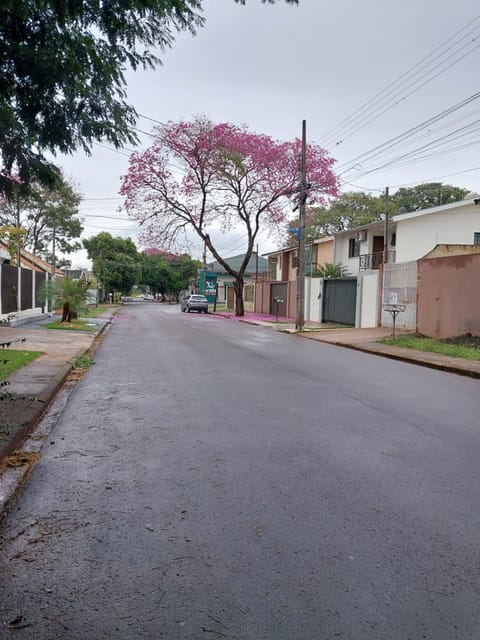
[187,308,190,312]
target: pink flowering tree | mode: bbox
[120,117,338,316]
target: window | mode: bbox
[391,232,396,247]
[474,232,480,246]
[348,238,360,258]
[291,251,299,268]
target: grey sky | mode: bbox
[58,0,480,266]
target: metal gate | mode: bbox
[270,282,287,317]
[323,278,357,325]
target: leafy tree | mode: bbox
[0,175,83,264]
[83,232,141,298]
[41,277,90,323]
[285,191,388,246]
[140,251,199,300]
[121,117,337,315]
[0,0,297,195]
[390,182,470,213]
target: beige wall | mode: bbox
[417,253,480,338]
[314,239,334,268]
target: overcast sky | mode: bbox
[57,0,480,267]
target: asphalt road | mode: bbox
[0,302,479,639]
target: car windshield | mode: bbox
[190,296,207,301]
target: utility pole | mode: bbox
[16,188,21,312]
[383,186,389,265]
[202,237,207,295]
[51,215,57,277]
[295,120,307,331]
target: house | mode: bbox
[332,220,396,276]
[260,237,335,318]
[203,252,268,310]
[256,195,480,329]
[0,241,63,324]
[332,196,480,330]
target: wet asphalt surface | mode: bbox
[0,302,479,639]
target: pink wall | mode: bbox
[417,254,480,338]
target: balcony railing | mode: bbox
[359,251,396,271]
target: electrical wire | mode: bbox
[337,91,480,174]
[321,16,480,146]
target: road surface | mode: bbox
[0,302,479,639]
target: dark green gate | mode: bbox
[323,278,357,325]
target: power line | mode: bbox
[321,16,480,147]
[338,91,480,174]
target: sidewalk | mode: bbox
[0,314,111,461]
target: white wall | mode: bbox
[395,204,480,262]
[333,235,370,276]
[358,271,379,328]
[305,277,323,322]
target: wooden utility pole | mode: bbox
[383,186,389,265]
[295,120,307,331]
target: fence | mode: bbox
[0,264,47,318]
[381,261,417,330]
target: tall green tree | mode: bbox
[286,191,389,246]
[0,175,83,265]
[84,232,141,297]
[140,251,199,299]
[390,182,470,213]
[0,0,297,195]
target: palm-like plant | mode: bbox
[314,263,349,279]
[42,277,90,322]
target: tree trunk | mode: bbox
[233,277,244,316]
[62,302,71,323]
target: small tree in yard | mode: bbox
[42,277,90,323]
[121,117,338,316]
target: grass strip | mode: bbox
[83,305,118,318]
[379,335,480,361]
[0,350,42,381]
[43,319,97,332]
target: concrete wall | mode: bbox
[417,253,480,338]
[305,277,323,322]
[358,271,379,328]
[395,204,480,263]
[333,234,368,276]
[255,281,271,315]
[315,240,334,268]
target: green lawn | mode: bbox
[0,349,42,381]
[43,319,97,332]
[83,305,119,318]
[379,335,480,361]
